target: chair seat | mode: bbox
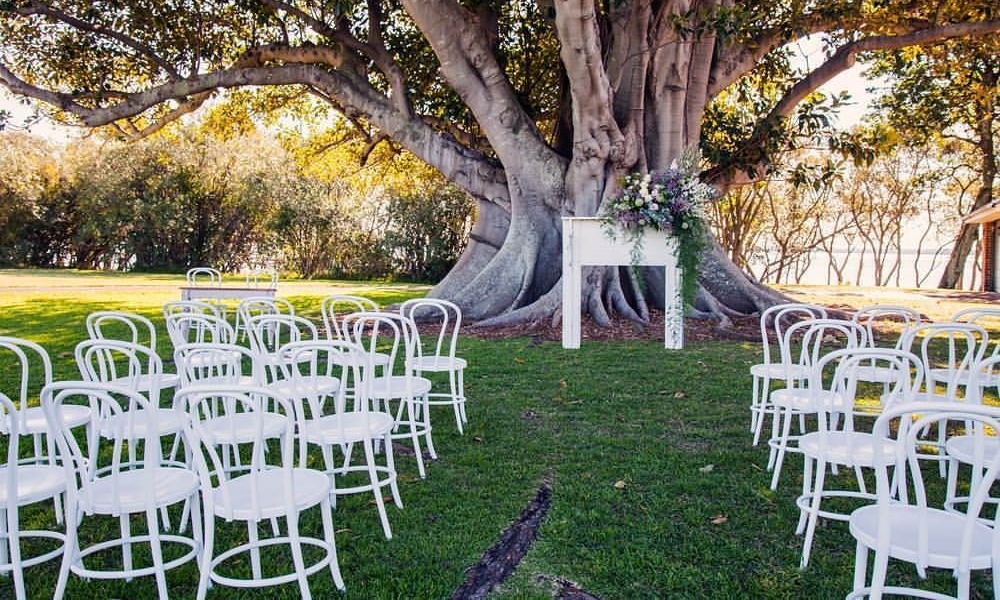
[100,408,187,438]
[750,363,808,380]
[799,431,895,467]
[269,376,341,400]
[202,412,290,445]
[945,435,1000,464]
[408,356,467,372]
[303,412,395,445]
[368,375,432,398]
[81,466,199,513]
[0,464,67,504]
[853,364,899,384]
[20,404,92,434]
[770,388,849,411]
[211,468,331,521]
[850,504,994,570]
[108,372,179,392]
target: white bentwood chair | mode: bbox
[847,401,1000,600]
[43,381,201,600]
[766,317,866,490]
[400,298,469,434]
[750,303,827,446]
[0,391,69,600]
[344,311,436,478]
[185,385,344,599]
[279,339,402,539]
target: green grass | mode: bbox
[0,270,992,599]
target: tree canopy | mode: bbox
[2,1,998,327]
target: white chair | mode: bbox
[794,347,923,568]
[321,294,379,341]
[847,401,1000,600]
[0,336,91,471]
[74,338,188,468]
[162,299,224,320]
[244,268,278,288]
[400,298,469,434]
[278,340,402,539]
[750,303,827,446]
[174,342,260,388]
[185,386,344,599]
[43,381,202,600]
[344,311,436,478]
[851,304,923,350]
[164,311,237,349]
[245,312,319,372]
[85,310,180,391]
[900,322,989,404]
[186,267,222,285]
[944,354,1000,515]
[766,317,866,490]
[238,297,298,346]
[0,391,68,600]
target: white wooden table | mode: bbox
[180,286,277,301]
[561,217,683,349]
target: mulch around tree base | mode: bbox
[464,311,760,343]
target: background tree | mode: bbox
[1,1,997,328]
[868,38,999,288]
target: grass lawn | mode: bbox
[0,269,994,599]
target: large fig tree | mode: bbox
[1,1,997,327]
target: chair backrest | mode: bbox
[900,322,989,400]
[806,347,924,434]
[174,342,259,388]
[851,304,923,349]
[74,338,165,401]
[0,336,53,419]
[181,385,298,516]
[237,296,295,324]
[758,303,828,368]
[244,268,278,288]
[163,299,224,320]
[85,310,159,352]
[245,313,319,370]
[780,318,865,383]
[186,267,222,285]
[343,311,419,378]
[399,298,462,366]
[1,389,22,468]
[42,381,168,504]
[868,401,1000,576]
[165,311,237,348]
[320,294,379,341]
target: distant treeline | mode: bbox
[0,131,473,282]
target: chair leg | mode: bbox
[248,521,262,580]
[852,540,869,593]
[799,460,828,569]
[364,438,393,540]
[320,497,345,591]
[769,406,795,490]
[120,514,134,580]
[145,506,169,600]
[196,516,215,600]
[286,514,312,600]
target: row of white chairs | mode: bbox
[1,294,468,599]
[749,302,1000,597]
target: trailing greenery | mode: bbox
[0,271,994,599]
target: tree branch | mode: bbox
[15,1,180,78]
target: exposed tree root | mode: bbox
[450,481,553,600]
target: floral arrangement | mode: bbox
[600,152,715,305]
